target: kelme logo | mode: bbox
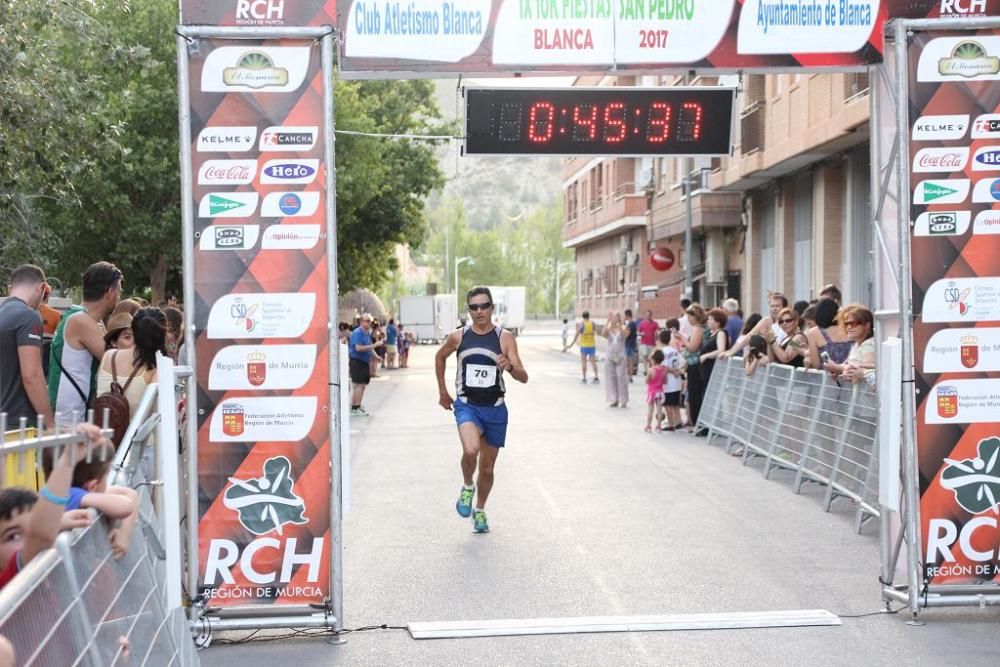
[941,437,1000,515]
[223,456,308,535]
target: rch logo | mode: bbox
[223,456,308,535]
[941,437,1000,515]
[939,0,987,15]
[236,0,285,21]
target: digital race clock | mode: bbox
[464,87,736,156]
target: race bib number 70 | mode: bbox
[466,363,497,388]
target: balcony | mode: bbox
[741,102,765,155]
[563,190,648,248]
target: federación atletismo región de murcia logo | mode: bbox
[941,437,1000,515]
[223,456,308,535]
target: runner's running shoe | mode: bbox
[456,487,474,517]
[472,509,489,533]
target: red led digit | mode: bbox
[678,102,703,142]
[527,101,555,143]
[603,103,627,143]
[572,104,599,141]
[647,102,671,143]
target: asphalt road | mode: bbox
[205,324,1000,666]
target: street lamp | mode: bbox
[454,256,474,300]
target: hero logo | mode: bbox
[205,456,323,588]
[259,126,318,152]
[260,159,319,185]
[939,0,988,16]
[926,437,1000,577]
[912,147,969,173]
[972,114,1000,139]
[911,114,969,141]
[973,146,1000,171]
[236,0,284,24]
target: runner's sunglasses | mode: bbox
[467,303,493,311]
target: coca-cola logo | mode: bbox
[205,165,253,180]
[919,152,965,168]
[197,159,258,185]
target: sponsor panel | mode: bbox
[911,114,969,141]
[209,396,318,442]
[914,211,970,236]
[616,0,733,63]
[198,159,259,185]
[973,210,1000,234]
[260,159,320,184]
[199,225,261,251]
[923,327,1000,372]
[972,146,1000,171]
[261,224,322,249]
[971,177,1000,202]
[737,0,877,56]
[208,344,317,390]
[922,277,1000,322]
[201,46,310,93]
[206,292,316,339]
[972,113,1000,139]
[197,126,258,152]
[912,147,969,173]
[912,178,969,204]
[344,0,490,62]
[916,36,1000,81]
[925,380,1000,424]
[198,192,260,218]
[260,191,321,217]
[259,126,318,152]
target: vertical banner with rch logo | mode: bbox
[908,28,1000,587]
[180,0,337,610]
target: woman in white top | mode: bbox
[824,305,876,384]
[96,307,168,418]
[601,311,629,408]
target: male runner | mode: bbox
[436,287,528,533]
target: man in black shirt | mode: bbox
[0,265,54,428]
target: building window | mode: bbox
[792,173,814,301]
[759,194,777,312]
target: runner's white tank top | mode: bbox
[55,312,95,418]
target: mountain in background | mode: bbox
[429,80,563,230]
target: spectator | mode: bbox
[623,309,638,377]
[348,314,383,416]
[722,298,743,345]
[601,311,629,408]
[41,439,138,559]
[806,297,853,369]
[561,318,570,352]
[731,313,762,353]
[103,313,134,351]
[96,308,167,418]
[337,322,351,345]
[49,262,123,418]
[398,324,411,368]
[769,307,808,367]
[744,334,769,376]
[826,305,876,385]
[38,284,61,379]
[563,311,599,384]
[385,318,399,369]
[674,304,706,431]
[0,265,55,428]
[801,304,818,332]
[677,298,693,337]
[644,349,667,433]
[112,299,141,317]
[820,284,843,305]
[726,292,788,358]
[637,310,659,374]
[696,308,729,436]
[660,331,685,431]
[0,425,103,590]
[792,300,810,318]
[162,306,183,363]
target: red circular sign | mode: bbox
[650,247,675,272]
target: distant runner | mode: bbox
[436,287,529,533]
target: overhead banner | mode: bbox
[183,37,333,609]
[336,0,962,75]
[180,0,336,27]
[908,28,1000,587]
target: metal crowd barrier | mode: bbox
[0,399,199,666]
[697,357,880,533]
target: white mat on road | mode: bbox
[408,609,841,639]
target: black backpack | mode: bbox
[93,351,142,447]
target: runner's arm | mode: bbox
[435,331,461,406]
[498,331,528,384]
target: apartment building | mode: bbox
[563,72,873,319]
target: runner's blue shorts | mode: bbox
[580,346,596,358]
[454,398,508,448]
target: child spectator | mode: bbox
[644,349,667,433]
[660,334,685,432]
[397,325,411,368]
[0,425,104,590]
[744,334,769,376]
[42,440,138,559]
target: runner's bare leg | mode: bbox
[476,439,500,509]
[458,422,481,487]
